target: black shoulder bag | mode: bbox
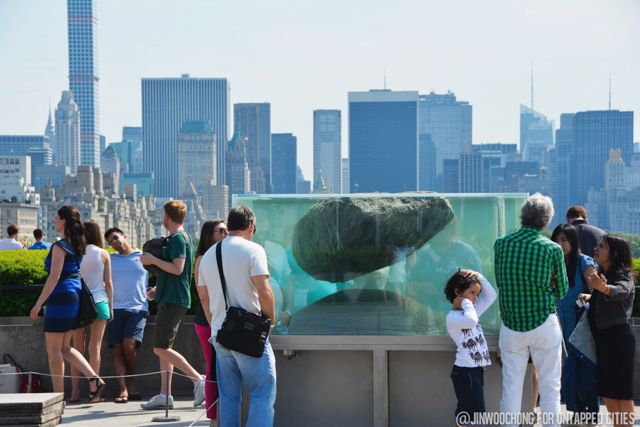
[215,241,271,357]
[72,250,97,328]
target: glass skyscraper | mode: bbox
[313,110,342,194]
[349,90,418,193]
[233,103,271,194]
[141,75,229,197]
[519,105,554,165]
[271,133,297,194]
[67,0,100,168]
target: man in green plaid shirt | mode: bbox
[494,193,568,427]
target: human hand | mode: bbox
[452,296,464,310]
[586,271,607,293]
[578,293,591,303]
[30,304,41,320]
[146,286,156,300]
[140,253,156,266]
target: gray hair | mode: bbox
[520,193,554,230]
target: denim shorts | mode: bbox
[107,309,148,346]
[450,365,485,420]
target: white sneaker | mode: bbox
[193,375,206,407]
[140,393,174,410]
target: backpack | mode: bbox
[142,230,190,275]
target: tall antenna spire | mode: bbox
[530,59,534,110]
[608,68,612,110]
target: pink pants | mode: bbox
[194,323,218,419]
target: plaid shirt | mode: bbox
[494,226,568,332]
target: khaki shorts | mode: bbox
[154,302,186,349]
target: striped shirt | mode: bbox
[494,226,568,332]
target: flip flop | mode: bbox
[128,393,143,401]
[114,394,129,404]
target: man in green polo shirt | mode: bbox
[494,193,568,427]
[140,199,205,410]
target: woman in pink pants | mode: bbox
[194,219,228,426]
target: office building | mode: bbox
[341,158,350,194]
[271,133,297,194]
[520,105,553,165]
[349,90,418,193]
[67,0,100,168]
[418,92,472,191]
[142,75,229,196]
[55,90,81,174]
[233,103,271,193]
[296,166,311,194]
[225,134,251,199]
[0,156,38,204]
[313,110,341,193]
[177,120,216,197]
[459,146,483,193]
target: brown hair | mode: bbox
[84,221,104,248]
[7,224,19,236]
[195,220,224,258]
[57,205,86,255]
[164,200,187,224]
[566,205,588,221]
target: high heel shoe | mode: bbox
[88,376,105,403]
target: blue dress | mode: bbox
[43,239,83,333]
[557,254,598,414]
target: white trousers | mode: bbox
[499,314,562,427]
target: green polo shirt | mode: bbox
[155,230,192,309]
[494,226,568,332]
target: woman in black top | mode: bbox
[193,219,228,426]
[581,234,635,427]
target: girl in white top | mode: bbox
[70,221,112,402]
[444,269,497,425]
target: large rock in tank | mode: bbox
[291,196,454,282]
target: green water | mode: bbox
[235,193,528,336]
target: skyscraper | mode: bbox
[349,90,418,193]
[520,105,554,165]
[225,134,251,199]
[341,158,350,194]
[549,113,574,224]
[54,91,81,174]
[142,75,229,196]
[44,108,56,160]
[67,0,100,168]
[313,110,341,193]
[233,103,271,194]
[271,133,297,194]
[177,121,216,197]
[459,146,483,193]
[418,92,472,191]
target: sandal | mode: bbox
[88,377,106,403]
[114,392,129,404]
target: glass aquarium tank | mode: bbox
[235,193,528,336]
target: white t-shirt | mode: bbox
[198,236,270,340]
[445,274,497,368]
[80,244,108,303]
[0,238,22,250]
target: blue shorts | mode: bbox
[107,309,148,346]
[451,365,485,421]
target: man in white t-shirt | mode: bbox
[0,224,23,250]
[198,206,276,427]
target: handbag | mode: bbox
[568,307,597,365]
[77,278,98,328]
[215,241,271,357]
[1,353,42,393]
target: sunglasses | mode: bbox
[107,234,121,246]
[215,228,228,234]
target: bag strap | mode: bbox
[216,242,229,311]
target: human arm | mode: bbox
[140,253,186,276]
[580,256,598,292]
[586,271,634,301]
[102,250,114,321]
[448,298,480,329]
[550,246,569,299]
[194,257,213,326]
[251,275,275,326]
[30,245,65,319]
[475,273,498,316]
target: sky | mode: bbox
[0,0,639,179]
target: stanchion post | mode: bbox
[151,370,180,422]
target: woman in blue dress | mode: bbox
[550,224,598,418]
[30,206,105,402]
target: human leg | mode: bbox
[195,323,217,419]
[88,320,107,378]
[529,315,562,427]
[60,331,105,402]
[498,323,531,427]
[70,328,86,400]
[213,342,244,427]
[234,341,277,427]
[121,309,147,396]
[122,338,140,394]
[112,343,128,400]
[44,332,66,393]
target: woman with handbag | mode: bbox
[29,206,106,403]
[194,219,227,427]
[550,224,599,418]
[69,221,113,403]
[581,234,636,427]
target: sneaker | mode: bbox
[193,375,206,407]
[140,393,174,410]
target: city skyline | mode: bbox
[0,0,639,179]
